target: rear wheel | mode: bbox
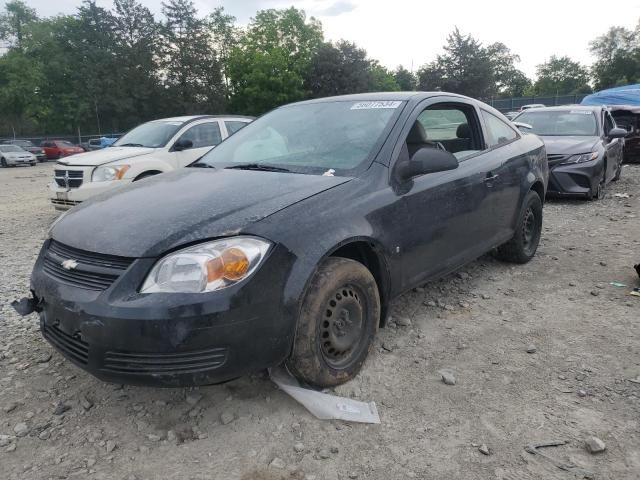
[495,190,543,264]
[286,257,380,388]
[1,157,6,168]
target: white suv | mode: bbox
[48,115,252,210]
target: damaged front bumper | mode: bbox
[28,240,296,387]
[546,158,603,197]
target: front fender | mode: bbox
[121,157,174,179]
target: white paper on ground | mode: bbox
[269,367,381,424]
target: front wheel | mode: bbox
[613,157,623,181]
[0,157,6,168]
[590,167,606,200]
[495,190,543,264]
[286,257,380,388]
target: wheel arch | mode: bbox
[530,180,545,204]
[326,238,392,327]
[133,170,163,181]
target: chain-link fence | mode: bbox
[481,94,589,113]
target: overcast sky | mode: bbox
[24,0,640,78]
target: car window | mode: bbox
[411,103,483,161]
[225,121,249,135]
[179,122,222,149]
[515,110,597,136]
[0,145,22,152]
[482,110,518,147]
[56,141,74,147]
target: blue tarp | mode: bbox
[581,84,640,106]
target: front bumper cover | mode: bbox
[547,158,603,197]
[30,240,296,386]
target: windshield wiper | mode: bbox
[118,143,144,147]
[225,163,291,173]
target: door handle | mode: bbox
[484,173,499,182]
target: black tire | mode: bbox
[495,190,543,264]
[286,257,380,388]
[0,157,6,168]
[30,162,36,167]
[613,157,623,181]
[590,166,606,200]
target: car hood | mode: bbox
[540,136,600,155]
[51,168,352,257]
[57,146,156,166]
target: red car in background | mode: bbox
[41,140,84,159]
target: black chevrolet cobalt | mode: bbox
[27,93,548,388]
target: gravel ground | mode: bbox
[1,162,639,480]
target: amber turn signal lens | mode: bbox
[115,165,130,179]
[222,248,250,281]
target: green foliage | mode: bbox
[227,7,323,114]
[0,0,37,49]
[590,25,640,90]
[534,55,592,95]
[394,66,416,91]
[367,62,399,92]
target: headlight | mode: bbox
[140,237,271,293]
[92,164,130,182]
[559,152,598,165]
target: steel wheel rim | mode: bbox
[320,284,366,369]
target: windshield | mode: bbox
[56,141,74,147]
[0,145,23,152]
[516,110,598,136]
[114,121,183,148]
[195,100,404,174]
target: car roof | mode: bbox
[289,91,475,106]
[154,115,254,123]
[519,105,603,113]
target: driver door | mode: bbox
[167,121,223,168]
[396,99,496,289]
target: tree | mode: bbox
[0,0,37,49]
[367,62,399,91]
[209,7,241,101]
[394,65,416,91]
[590,26,639,90]
[227,7,323,114]
[486,42,531,96]
[534,55,592,95]
[161,0,224,114]
[111,0,162,124]
[0,50,44,135]
[416,28,494,97]
[307,40,370,97]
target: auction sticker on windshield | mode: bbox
[350,101,402,110]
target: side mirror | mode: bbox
[399,147,459,180]
[173,138,193,151]
[608,127,627,139]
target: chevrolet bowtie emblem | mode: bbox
[61,259,78,270]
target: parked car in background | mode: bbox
[48,115,253,209]
[2,139,46,161]
[504,111,519,120]
[0,145,37,167]
[519,104,545,112]
[81,136,119,152]
[41,140,84,160]
[514,105,626,199]
[28,92,547,388]
[609,105,640,163]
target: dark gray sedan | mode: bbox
[25,92,548,388]
[514,105,626,199]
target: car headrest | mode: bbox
[407,121,428,144]
[456,123,471,139]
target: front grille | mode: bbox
[43,324,89,365]
[102,348,228,375]
[43,241,134,290]
[54,169,83,189]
